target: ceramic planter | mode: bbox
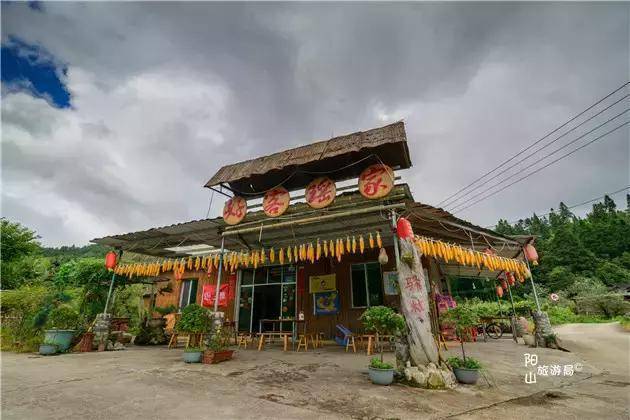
[453,367,479,384]
[368,366,395,385]
[44,330,75,352]
[203,349,234,364]
[39,343,58,355]
[183,351,202,363]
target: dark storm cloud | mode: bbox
[1,2,628,245]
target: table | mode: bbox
[258,318,306,348]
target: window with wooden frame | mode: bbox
[350,262,383,308]
[178,279,198,309]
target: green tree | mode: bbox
[1,219,43,289]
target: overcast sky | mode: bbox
[2,2,628,247]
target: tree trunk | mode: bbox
[396,239,440,366]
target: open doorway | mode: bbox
[237,265,296,333]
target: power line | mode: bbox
[437,81,630,207]
[485,186,630,228]
[445,94,629,209]
[449,108,629,212]
[453,120,629,214]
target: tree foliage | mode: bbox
[495,195,630,292]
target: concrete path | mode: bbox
[2,323,628,419]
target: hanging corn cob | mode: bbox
[279,248,285,265]
[376,231,382,248]
[316,240,321,261]
[359,235,365,254]
[369,232,375,249]
[352,236,357,254]
[323,240,329,258]
[345,236,351,253]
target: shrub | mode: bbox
[0,285,50,351]
[546,305,578,325]
[184,347,203,352]
[360,306,405,362]
[45,305,81,330]
[447,356,481,370]
[175,304,212,334]
[369,357,394,370]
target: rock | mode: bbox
[106,340,115,351]
[523,334,536,347]
[403,364,456,389]
[113,342,125,351]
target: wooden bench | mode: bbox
[257,331,293,351]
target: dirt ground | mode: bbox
[2,323,628,419]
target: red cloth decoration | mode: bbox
[227,274,237,300]
[202,284,229,307]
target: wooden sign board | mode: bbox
[358,164,394,199]
[263,187,290,217]
[222,196,247,225]
[305,177,336,209]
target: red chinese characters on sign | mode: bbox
[358,164,394,199]
[222,196,247,225]
[409,298,425,320]
[202,284,229,307]
[263,187,290,217]
[404,275,423,293]
[305,177,336,209]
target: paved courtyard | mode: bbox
[2,323,628,419]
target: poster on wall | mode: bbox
[202,284,229,307]
[313,291,340,315]
[383,271,399,295]
[309,274,336,293]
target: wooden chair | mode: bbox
[335,324,357,353]
[296,334,310,352]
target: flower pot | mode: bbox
[39,343,58,355]
[452,367,479,385]
[44,330,76,352]
[183,351,202,363]
[368,366,395,385]
[203,349,234,364]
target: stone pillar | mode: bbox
[396,239,439,366]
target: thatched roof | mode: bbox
[204,121,411,197]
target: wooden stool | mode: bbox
[282,333,292,352]
[257,333,266,351]
[296,334,309,352]
[345,335,356,353]
[237,334,251,349]
[168,333,178,349]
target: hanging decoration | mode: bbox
[396,217,414,240]
[414,236,531,280]
[105,251,118,270]
[222,196,247,225]
[263,187,290,217]
[358,164,394,199]
[113,231,530,281]
[305,177,336,209]
[524,243,539,266]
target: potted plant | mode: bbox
[38,341,58,356]
[43,305,81,353]
[175,304,212,363]
[183,347,204,363]
[442,305,482,384]
[203,327,234,364]
[360,306,406,385]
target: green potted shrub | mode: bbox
[360,306,406,385]
[175,304,212,363]
[443,305,482,384]
[43,305,81,353]
[203,327,234,364]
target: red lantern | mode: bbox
[506,272,516,286]
[524,243,539,266]
[105,251,117,270]
[496,285,504,298]
[396,217,414,240]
